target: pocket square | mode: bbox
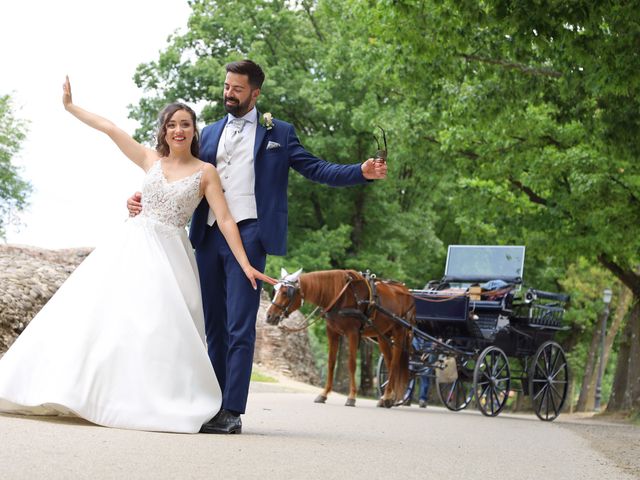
[266,141,281,150]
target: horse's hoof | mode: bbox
[345,398,356,407]
[383,399,393,409]
[376,399,385,408]
[314,395,327,404]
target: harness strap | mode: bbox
[323,273,358,313]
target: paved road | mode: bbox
[1,379,637,479]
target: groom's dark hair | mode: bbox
[226,60,265,89]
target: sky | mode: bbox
[2,1,194,248]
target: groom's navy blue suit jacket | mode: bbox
[189,114,368,255]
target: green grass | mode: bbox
[250,370,278,383]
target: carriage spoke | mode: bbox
[549,383,563,403]
[549,347,560,373]
[539,388,547,420]
[544,347,552,375]
[493,388,503,409]
[490,389,497,415]
[546,385,554,419]
[550,363,568,381]
[474,346,510,417]
[539,355,549,377]
[479,383,491,403]
[529,341,569,421]
[437,357,474,412]
[495,361,508,379]
[533,382,548,401]
[489,353,498,376]
[446,380,457,403]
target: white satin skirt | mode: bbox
[0,216,221,433]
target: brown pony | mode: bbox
[266,269,415,407]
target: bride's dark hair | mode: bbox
[155,103,200,157]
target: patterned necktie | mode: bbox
[224,118,247,159]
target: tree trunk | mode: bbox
[512,390,529,412]
[575,284,631,411]
[603,285,632,370]
[568,377,576,413]
[596,258,640,414]
[359,340,375,397]
[349,189,366,255]
[607,298,640,412]
[575,320,602,412]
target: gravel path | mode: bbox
[1,375,637,480]
[557,416,640,478]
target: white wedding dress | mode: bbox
[0,160,221,433]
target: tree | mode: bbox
[128,0,640,412]
[128,0,443,286]
[350,0,640,414]
[0,95,31,240]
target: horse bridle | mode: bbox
[270,280,301,319]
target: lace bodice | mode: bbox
[139,160,204,229]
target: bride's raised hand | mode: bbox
[60,76,155,170]
[62,76,73,110]
[242,266,277,290]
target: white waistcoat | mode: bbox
[207,115,258,226]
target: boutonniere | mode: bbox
[261,112,274,130]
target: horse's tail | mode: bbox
[392,301,416,403]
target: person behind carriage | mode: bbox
[412,335,433,408]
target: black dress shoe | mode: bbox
[200,409,242,434]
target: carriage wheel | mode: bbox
[529,341,569,421]
[473,346,511,417]
[376,354,415,406]
[437,358,474,411]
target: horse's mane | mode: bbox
[299,270,363,308]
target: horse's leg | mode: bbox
[386,327,407,408]
[315,326,340,403]
[377,334,394,408]
[344,329,360,407]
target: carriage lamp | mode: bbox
[594,288,613,412]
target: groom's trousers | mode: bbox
[196,220,266,414]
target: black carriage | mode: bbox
[376,245,570,421]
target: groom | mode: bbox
[128,60,386,434]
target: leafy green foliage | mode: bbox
[128,0,444,288]
[0,95,31,239]
[129,0,640,410]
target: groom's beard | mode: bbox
[224,95,252,117]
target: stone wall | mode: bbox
[0,244,321,385]
[255,292,322,385]
[0,245,93,353]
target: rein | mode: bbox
[277,305,322,333]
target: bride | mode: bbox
[0,77,274,433]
